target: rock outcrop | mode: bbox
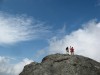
[19,53,100,75]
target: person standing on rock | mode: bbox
[66,47,69,54]
[70,46,74,55]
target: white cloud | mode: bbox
[48,19,100,62]
[0,12,50,45]
[0,56,33,75]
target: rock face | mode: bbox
[19,54,100,75]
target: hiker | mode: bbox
[66,47,69,54]
[70,46,74,55]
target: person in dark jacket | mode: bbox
[66,47,69,54]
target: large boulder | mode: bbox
[19,53,100,75]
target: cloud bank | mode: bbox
[0,56,33,75]
[48,19,100,62]
[0,12,50,45]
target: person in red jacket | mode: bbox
[70,46,74,55]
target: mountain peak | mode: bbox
[19,53,100,75]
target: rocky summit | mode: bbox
[19,53,100,75]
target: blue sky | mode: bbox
[0,0,100,75]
